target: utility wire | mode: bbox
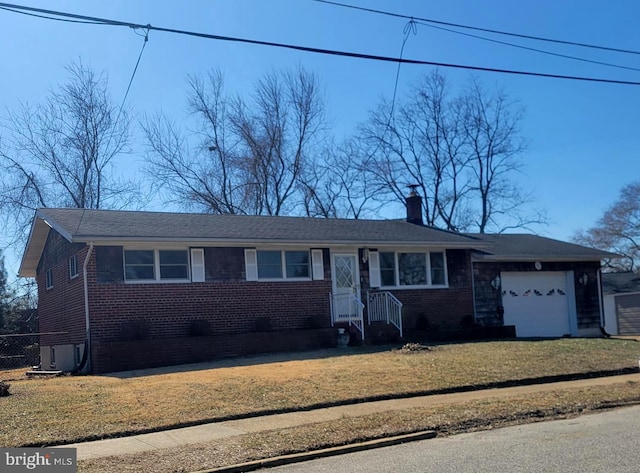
[415,21,640,73]
[120,26,149,113]
[312,0,640,57]
[106,26,150,156]
[389,19,417,118]
[0,5,103,24]
[0,2,639,86]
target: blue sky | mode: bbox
[1,0,639,276]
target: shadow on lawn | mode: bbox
[100,336,637,380]
[102,344,396,379]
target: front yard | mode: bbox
[1,338,639,448]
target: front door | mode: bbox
[332,253,360,318]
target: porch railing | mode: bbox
[367,291,403,337]
[330,292,365,339]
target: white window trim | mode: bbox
[376,250,449,289]
[246,249,314,281]
[124,248,191,284]
[69,255,79,280]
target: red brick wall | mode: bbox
[389,287,474,330]
[37,232,88,347]
[88,279,334,342]
[91,329,336,373]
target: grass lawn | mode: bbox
[0,338,639,448]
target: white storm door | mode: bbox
[332,254,359,317]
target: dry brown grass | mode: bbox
[78,381,640,473]
[1,338,638,448]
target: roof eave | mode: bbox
[472,254,617,262]
[71,236,487,249]
[18,210,74,278]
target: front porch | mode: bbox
[329,290,404,342]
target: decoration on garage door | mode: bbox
[503,288,566,297]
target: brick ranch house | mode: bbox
[19,194,615,374]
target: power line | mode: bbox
[0,5,103,24]
[414,21,640,73]
[312,0,640,57]
[0,2,639,86]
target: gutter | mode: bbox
[82,242,94,373]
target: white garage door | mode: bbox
[501,272,571,337]
[616,293,640,335]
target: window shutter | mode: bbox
[244,249,258,281]
[311,249,324,280]
[191,248,205,282]
[369,251,381,288]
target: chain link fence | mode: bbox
[0,333,41,370]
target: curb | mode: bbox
[193,430,437,473]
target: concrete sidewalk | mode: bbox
[60,372,640,461]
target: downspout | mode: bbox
[81,242,94,372]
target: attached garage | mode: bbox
[501,271,576,337]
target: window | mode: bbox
[379,252,396,287]
[398,253,427,286]
[378,251,447,287]
[257,251,283,279]
[45,268,53,289]
[124,249,190,282]
[430,252,446,285]
[159,250,189,279]
[74,345,82,365]
[125,250,155,281]
[285,251,310,278]
[255,250,310,280]
[69,255,79,279]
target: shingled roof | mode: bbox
[35,208,483,245]
[469,233,618,261]
[602,272,640,295]
[20,209,616,278]
[20,208,484,276]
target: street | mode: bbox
[266,405,640,472]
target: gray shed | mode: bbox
[602,272,640,335]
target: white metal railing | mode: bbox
[330,292,365,339]
[367,291,403,337]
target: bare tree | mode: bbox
[359,70,542,233]
[143,71,246,214]
[0,62,138,247]
[574,181,640,272]
[300,139,379,219]
[144,67,326,216]
[462,79,537,233]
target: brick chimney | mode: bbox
[406,185,423,225]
